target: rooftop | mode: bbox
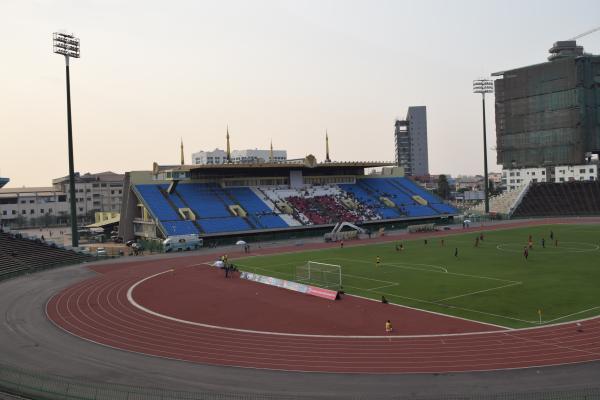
[0,186,64,196]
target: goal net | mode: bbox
[294,261,342,290]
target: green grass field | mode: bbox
[232,224,600,329]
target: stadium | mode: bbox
[3,8,600,400]
[2,143,600,399]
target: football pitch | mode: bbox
[233,224,600,329]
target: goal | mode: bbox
[294,261,342,290]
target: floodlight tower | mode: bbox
[473,78,494,214]
[53,32,80,247]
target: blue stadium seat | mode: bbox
[162,221,200,236]
[198,217,251,234]
[159,184,187,209]
[135,185,181,221]
[176,184,232,218]
[360,178,415,205]
[226,187,289,229]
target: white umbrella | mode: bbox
[236,240,247,245]
[213,260,224,268]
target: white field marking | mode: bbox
[542,306,600,324]
[343,292,511,330]
[367,283,399,291]
[235,264,295,279]
[126,269,520,337]
[126,267,600,338]
[367,288,537,326]
[434,281,523,302]
[343,273,398,285]
[226,221,599,268]
[240,262,399,292]
[496,242,599,254]
[326,257,450,274]
[331,257,519,284]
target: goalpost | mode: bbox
[294,261,342,290]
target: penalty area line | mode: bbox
[435,281,523,302]
[542,306,600,324]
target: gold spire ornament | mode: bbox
[325,130,331,163]
[226,126,231,163]
[180,138,184,165]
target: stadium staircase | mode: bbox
[158,186,205,234]
[468,184,529,216]
[0,232,92,279]
[252,187,302,227]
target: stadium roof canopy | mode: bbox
[155,158,396,179]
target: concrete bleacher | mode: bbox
[512,181,600,217]
[0,232,91,279]
[468,185,528,216]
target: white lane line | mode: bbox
[126,269,515,338]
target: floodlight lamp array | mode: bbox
[53,32,80,58]
[473,79,494,94]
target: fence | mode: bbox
[1,363,599,400]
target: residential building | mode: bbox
[454,175,484,191]
[192,148,287,165]
[502,167,548,191]
[552,164,598,183]
[0,187,68,226]
[394,106,429,176]
[502,164,598,191]
[52,171,124,220]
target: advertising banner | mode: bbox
[240,271,337,301]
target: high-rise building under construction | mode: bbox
[493,41,600,169]
[394,106,429,176]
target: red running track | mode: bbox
[47,252,600,373]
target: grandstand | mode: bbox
[511,181,600,217]
[119,158,458,241]
[0,230,91,279]
[468,183,529,216]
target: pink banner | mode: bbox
[307,286,338,300]
[240,271,338,301]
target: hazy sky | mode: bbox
[1,0,599,187]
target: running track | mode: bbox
[47,219,600,374]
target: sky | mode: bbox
[1,0,599,187]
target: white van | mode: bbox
[163,235,203,252]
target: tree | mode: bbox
[488,179,501,196]
[437,174,450,200]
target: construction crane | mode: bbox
[569,26,600,41]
